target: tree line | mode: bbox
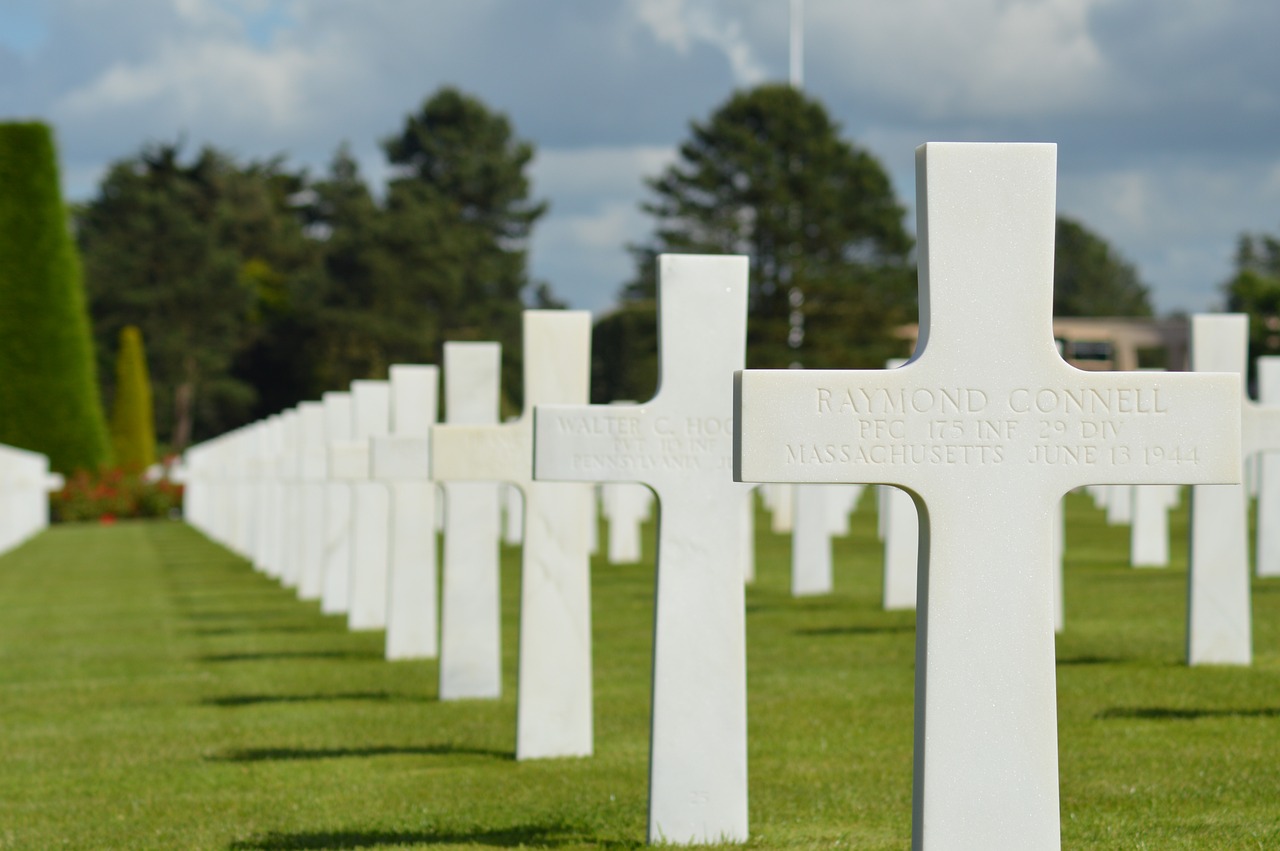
[76,83,1169,457]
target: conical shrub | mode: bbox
[0,121,110,473]
[109,325,156,471]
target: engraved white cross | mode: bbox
[1188,314,1280,664]
[534,255,751,844]
[371,364,439,660]
[734,143,1241,850]
[431,311,594,760]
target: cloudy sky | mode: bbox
[3,0,1279,317]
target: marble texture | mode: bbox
[437,343,504,701]
[434,312,594,759]
[535,255,751,844]
[734,143,1241,850]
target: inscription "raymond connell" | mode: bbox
[816,386,1169,416]
[784,384,1197,469]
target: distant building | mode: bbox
[896,316,1190,371]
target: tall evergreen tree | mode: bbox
[1223,230,1280,372]
[109,325,157,470]
[1053,216,1152,317]
[623,83,914,385]
[381,87,548,409]
[0,122,110,473]
[79,143,316,449]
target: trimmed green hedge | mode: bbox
[0,122,110,473]
[109,325,156,470]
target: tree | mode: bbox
[1223,231,1280,370]
[109,325,157,470]
[290,145,392,391]
[0,122,111,473]
[382,87,549,410]
[1053,216,1152,317]
[620,83,915,389]
[79,143,317,450]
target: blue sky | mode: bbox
[3,0,1279,317]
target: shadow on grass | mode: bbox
[795,624,914,637]
[202,691,408,707]
[1097,706,1280,720]
[182,609,305,623]
[1056,654,1124,666]
[208,744,511,763]
[228,822,636,849]
[189,624,332,637]
[197,650,378,663]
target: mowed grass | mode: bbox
[0,492,1277,849]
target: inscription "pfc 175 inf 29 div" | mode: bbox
[788,383,1199,468]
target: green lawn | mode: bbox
[0,492,1277,849]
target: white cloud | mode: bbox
[529,145,678,313]
[629,0,769,84]
[531,145,676,210]
[14,0,1280,320]
[1058,159,1280,313]
[806,0,1109,117]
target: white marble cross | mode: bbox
[734,143,1241,850]
[1188,314,1280,665]
[372,364,439,660]
[277,408,302,589]
[295,401,329,601]
[437,343,504,700]
[603,480,650,564]
[1105,484,1133,525]
[1256,356,1280,577]
[345,380,392,631]
[825,483,863,536]
[792,484,834,596]
[534,255,750,844]
[320,391,355,615]
[1130,485,1175,568]
[433,311,594,759]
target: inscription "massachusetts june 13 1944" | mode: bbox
[784,384,1198,468]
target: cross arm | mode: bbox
[533,403,652,484]
[431,421,530,484]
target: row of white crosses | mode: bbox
[179,142,1273,849]
[0,444,61,553]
